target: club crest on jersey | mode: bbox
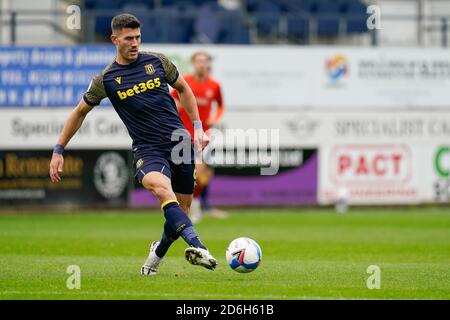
[115,77,121,84]
[136,159,144,168]
[145,64,155,75]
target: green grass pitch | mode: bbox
[0,207,449,300]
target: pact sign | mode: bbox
[320,144,419,204]
[332,145,410,185]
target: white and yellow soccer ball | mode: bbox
[226,237,262,273]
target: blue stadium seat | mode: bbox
[287,15,309,38]
[277,0,291,13]
[165,13,195,43]
[84,0,96,9]
[160,0,183,7]
[91,0,123,37]
[254,0,282,36]
[220,23,251,44]
[166,0,197,10]
[163,3,199,43]
[344,1,368,33]
[88,0,123,10]
[89,0,154,29]
[245,0,260,13]
[220,10,251,44]
[305,0,320,13]
[121,0,155,8]
[338,0,353,13]
[161,0,214,7]
[193,4,222,43]
[278,0,309,13]
[196,0,217,6]
[234,25,251,44]
[281,0,313,39]
[140,14,163,43]
[120,3,151,23]
[316,0,340,36]
[140,7,192,43]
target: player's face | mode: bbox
[111,27,141,62]
[192,54,210,77]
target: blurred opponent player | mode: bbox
[48,14,217,275]
[172,52,227,224]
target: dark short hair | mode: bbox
[111,13,141,33]
[191,51,212,62]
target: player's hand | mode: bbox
[49,153,64,182]
[194,128,210,151]
[193,128,210,165]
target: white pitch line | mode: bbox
[0,290,381,300]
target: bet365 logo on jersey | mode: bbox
[117,77,161,100]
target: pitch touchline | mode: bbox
[0,290,385,300]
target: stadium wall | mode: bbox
[0,109,449,206]
[0,45,449,207]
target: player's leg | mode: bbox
[189,162,211,223]
[175,192,192,215]
[196,164,228,219]
[171,161,217,270]
[140,171,177,275]
[200,183,210,211]
[141,170,206,247]
[143,170,217,271]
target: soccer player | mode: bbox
[48,14,217,275]
[172,51,227,224]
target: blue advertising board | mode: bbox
[0,46,116,106]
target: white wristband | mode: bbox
[193,121,202,129]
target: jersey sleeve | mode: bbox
[156,53,180,85]
[83,72,106,107]
[141,51,180,85]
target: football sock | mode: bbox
[155,221,178,258]
[162,201,207,250]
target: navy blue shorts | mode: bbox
[133,148,196,195]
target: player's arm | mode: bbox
[171,89,182,112]
[207,104,224,127]
[172,75,199,123]
[207,84,224,128]
[49,99,93,182]
[158,52,209,151]
[57,99,93,147]
[171,75,209,150]
[49,72,106,182]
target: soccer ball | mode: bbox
[226,237,262,273]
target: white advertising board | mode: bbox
[318,143,450,205]
[145,45,450,110]
[1,109,450,148]
[319,143,422,204]
[0,108,131,149]
[1,109,449,205]
[218,110,450,146]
